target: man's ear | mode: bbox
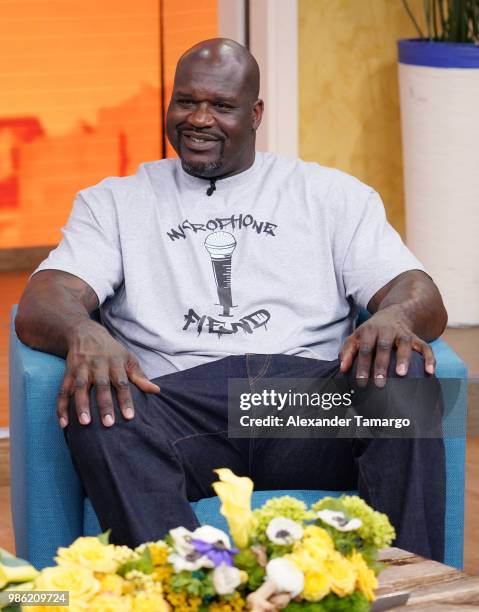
[252,99,264,131]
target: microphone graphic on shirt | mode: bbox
[204,231,237,317]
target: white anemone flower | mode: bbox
[169,526,194,555]
[167,551,214,573]
[266,557,304,597]
[266,517,303,545]
[316,509,362,531]
[192,525,232,549]
[213,564,242,595]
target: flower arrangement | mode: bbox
[1,469,395,611]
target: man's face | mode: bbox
[166,58,262,179]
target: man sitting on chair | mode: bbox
[16,38,447,561]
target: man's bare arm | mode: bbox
[339,270,448,386]
[16,271,160,428]
[16,270,99,357]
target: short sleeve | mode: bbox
[342,190,426,309]
[33,189,123,304]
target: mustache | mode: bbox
[177,127,226,141]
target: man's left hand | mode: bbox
[339,305,436,387]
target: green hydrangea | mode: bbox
[312,496,395,551]
[284,591,370,611]
[233,549,265,590]
[252,497,314,543]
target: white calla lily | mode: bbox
[266,517,303,545]
[265,557,304,597]
[316,509,362,531]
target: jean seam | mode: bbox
[246,354,254,385]
[172,429,229,447]
[248,379,255,475]
[250,354,272,385]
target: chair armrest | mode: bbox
[9,305,85,569]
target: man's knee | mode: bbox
[64,388,120,463]
[405,350,427,378]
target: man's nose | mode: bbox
[187,103,215,128]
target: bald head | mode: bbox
[166,38,264,179]
[176,38,260,101]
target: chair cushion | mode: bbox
[83,489,358,537]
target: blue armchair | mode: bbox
[9,306,468,569]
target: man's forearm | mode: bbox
[15,270,100,358]
[368,270,448,342]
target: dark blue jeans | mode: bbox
[65,352,445,561]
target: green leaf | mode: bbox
[170,572,193,589]
[118,548,153,576]
[0,548,16,561]
[97,530,111,545]
[170,570,216,599]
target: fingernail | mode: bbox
[375,374,386,388]
[103,414,114,426]
[426,364,435,374]
[153,385,161,392]
[397,363,407,376]
[79,412,90,425]
[59,417,68,428]
[124,408,134,419]
[356,376,368,388]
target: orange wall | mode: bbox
[0,0,217,249]
[163,1,218,157]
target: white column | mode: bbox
[217,0,246,46]
[249,0,298,157]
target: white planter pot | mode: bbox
[398,40,479,326]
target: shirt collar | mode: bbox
[177,152,263,193]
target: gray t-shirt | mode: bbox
[35,152,425,379]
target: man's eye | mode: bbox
[215,102,232,110]
[176,99,195,107]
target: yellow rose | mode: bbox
[324,553,356,598]
[98,573,126,596]
[55,537,119,574]
[89,593,132,611]
[212,468,256,548]
[288,526,333,570]
[302,570,330,602]
[349,551,378,602]
[34,565,99,602]
[132,591,169,611]
[287,548,315,572]
[301,525,334,552]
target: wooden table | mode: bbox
[377,547,479,610]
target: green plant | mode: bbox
[402,0,479,42]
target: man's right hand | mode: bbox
[57,319,160,428]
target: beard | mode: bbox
[180,158,223,178]
[178,137,224,178]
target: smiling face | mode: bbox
[166,40,263,179]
